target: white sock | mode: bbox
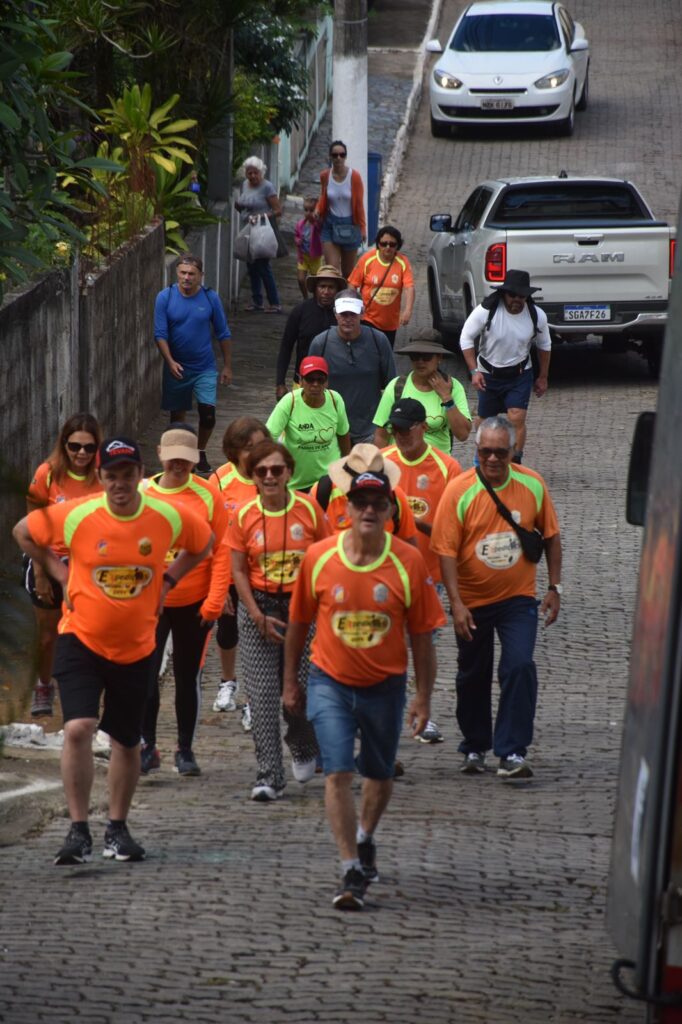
[356,826,373,844]
[342,858,362,873]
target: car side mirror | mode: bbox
[626,411,656,526]
[426,39,443,53]
[569,38,589,53]
[430,214,453,233]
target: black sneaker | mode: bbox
[196,453,212,475]
[174,748,201,776]
[357,838,379,884]
[54,825,92,865]
[103,824,146,861]
[332,867,367,910]
[140,744,161,775]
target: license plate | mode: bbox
[563,304,611,322]
[481,99,514,110]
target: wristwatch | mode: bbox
[548,584,563,596]
[441,399,455,409]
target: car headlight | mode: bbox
[433,68,463,89]
[535,69,570,89]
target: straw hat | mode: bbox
[306,264,347,293]
[327,443,401,495]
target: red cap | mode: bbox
[299,355,329,377]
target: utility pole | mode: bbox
[332,0,368,230]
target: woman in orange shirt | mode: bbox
[210,416,269,722]
[25,412,103,717]
[227,439,329,801]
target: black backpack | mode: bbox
[481,291,539,339]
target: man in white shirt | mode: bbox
[459,269,551,463]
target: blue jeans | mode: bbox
[455,595,539,759]
[246,258,280,307]
[306,664,406,780]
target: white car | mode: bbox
[427,0,589,137]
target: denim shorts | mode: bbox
[306,664,406,780]
[320,212,360,249]
[161,367,218,411]
[477,367,533,417]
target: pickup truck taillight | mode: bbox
[671,238,677,278]
[485,243,506,282]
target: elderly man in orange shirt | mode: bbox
[431,415,562,781]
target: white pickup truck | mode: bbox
[427,174,676,372]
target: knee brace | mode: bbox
[197,403,216,430]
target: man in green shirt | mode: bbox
[266,356,351,491]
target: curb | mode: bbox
[379,0,445,223]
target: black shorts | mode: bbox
[22,554,64,610]
[216,584,239,650]
[54,633,153,747]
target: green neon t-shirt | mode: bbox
[267,388,350,490]
[372,372,471,454]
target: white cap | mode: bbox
[335,295,364,315]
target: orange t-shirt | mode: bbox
[347,250,414,332]
[430,466,560,608]
[310,480,417,542]
[27,493,212,663]
[382,444,462,581]
[143,473,229,616]
[211,462,257,524]
[226,490,330,593]
[290,532,446,687]
[27,462,103,557]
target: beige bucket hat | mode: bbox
[327,443,401,495]
[306,264,347,294]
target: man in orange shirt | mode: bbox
[431,415,562,781]
[347,225,415,347]
[13,437,213,865]
[284,469,444,910]
[382,398,462,743]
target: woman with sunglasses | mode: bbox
[227,439,329,801]
[372,330,471,455]
[24,412,103,716]
[316,140,366,278]
[347,225,415,348]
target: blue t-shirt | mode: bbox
[154,285,231,373]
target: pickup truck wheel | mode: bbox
[430,113,451,139]
[576,65,589,111]
[557,96,575,137]
[428,272,444,332]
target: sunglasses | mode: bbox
[349,495,390,511]
[331,151,347,158]
[378,240,398,248]
[478,447,512,460]
[408,353,437,362]
[253,464,287,479]
[66,441,97,454]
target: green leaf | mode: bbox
[162,119,197,133]
[149,153,177,173]
[40,51,73,73]
[0,101,20,131]
[74,157,126,173]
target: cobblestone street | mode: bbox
[1,0,681,1021]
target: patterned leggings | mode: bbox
[238,590,318,791]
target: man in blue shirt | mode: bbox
[154,253,232,474]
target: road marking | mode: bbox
[0,780,62,804]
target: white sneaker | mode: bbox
[213,679,238,712]
[241,703,252,733]
[291,757,317,784]
[251,782,283,802]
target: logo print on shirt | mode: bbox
[332,584,345,603]
[511,510,521,524]
[391,273,399,284]
[254,529,264,545]
[475,532,521,570]
[373,583,388,603]
[416,474,429,491]
[332,611,391,649]
[93,565,153,599]
[96,540,108,556]
[407,495,429,519]
[259,550,305,586]
[290,523,304,541]
[138,537,152,555]
[56,495,66,503]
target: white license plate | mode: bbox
[481,99,514,110]
[563,304,611,322]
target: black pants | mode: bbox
[142,600,212,750]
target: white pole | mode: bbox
[332,0,368,234]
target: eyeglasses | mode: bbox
[478,447,512,460]
[349,496,390,511]
[408,353,436,362]
[378,240,398,248]
[253,464,287,479]
[331,151,347,158]
[66,441,97,454]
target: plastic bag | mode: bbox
[248,214,278,260]
[234,221,251,261]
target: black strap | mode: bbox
[483,292,538,339]
[476,467,523,535]
[363,256,395,315]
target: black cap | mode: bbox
[97,437,143,470]
[388,398,427,430]
[348,471,393,498]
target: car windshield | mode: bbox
[451,14,561,52]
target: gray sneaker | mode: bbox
[460,751,486,774]
[174,749,201,776]
[497,754,533,780]
[416,720,444,744]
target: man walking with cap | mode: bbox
[13,437,213,864]
[459,269,551,463]
[275,265,346,398]
[308,288,396,445]
[284,462,445,910]
[154,253,233,474]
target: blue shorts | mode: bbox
[162,367,218,412]
[477,367,533,417]
[320,212,360,250]
[306,664,406,780]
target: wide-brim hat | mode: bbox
[492,269,540,296]
[328,443,401,495]
[395,339,452,357]
[306,264,347,294]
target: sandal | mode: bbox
[264,305,282,314]
[244,303,264,312]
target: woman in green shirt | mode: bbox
[372,332,471,454]
[266,356,351,491]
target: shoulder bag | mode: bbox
[475,468,545,563]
